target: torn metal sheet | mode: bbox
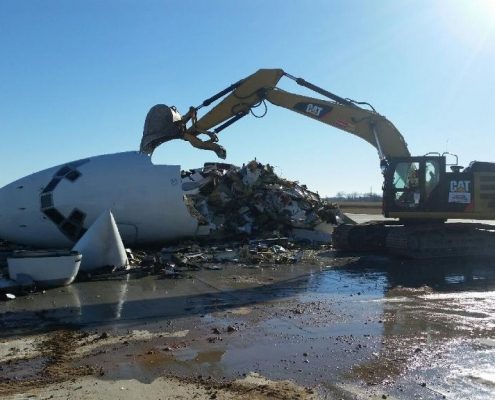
[73,210,129,272]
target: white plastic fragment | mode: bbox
[73,210,129,272]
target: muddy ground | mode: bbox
[1,245,495,399]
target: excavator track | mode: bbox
[333,222,495,259]
[386,223,495,258]
[332,221,391,253]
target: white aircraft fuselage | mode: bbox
[0,152,199,247]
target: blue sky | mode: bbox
[1,0,494,196]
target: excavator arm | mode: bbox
[140,68,410,161]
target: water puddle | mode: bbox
[2,258,495,398]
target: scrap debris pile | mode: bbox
[182,159,349,240]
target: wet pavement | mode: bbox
[1,251,495,399]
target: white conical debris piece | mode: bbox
[73,210,129,272]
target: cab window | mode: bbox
[393,162,420,208]
[425,160,440,197]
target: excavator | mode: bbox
[140,68,495,258]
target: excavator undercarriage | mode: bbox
[333,222,495,259]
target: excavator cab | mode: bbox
[383,155,481,220]
[383,156,444,214]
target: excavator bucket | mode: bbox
[140,104,183,155]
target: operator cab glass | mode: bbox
[425,160,440,198]
[393,161,420,208]
[384,156,447,215]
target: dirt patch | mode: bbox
[174,372,319,400]
[228,372,318,399]
[2,373,321,400]
[0,327,319,399]
[0,330,96,396]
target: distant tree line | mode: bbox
[326,191,382,202]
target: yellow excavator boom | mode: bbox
[140,68,410,161]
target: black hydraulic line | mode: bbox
[213,112,247,134]
[284,72,359,109]
[200,79,245,108]
[347,99,376,112]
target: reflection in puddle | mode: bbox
[421,339,495,400]
[175,348,225,364]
